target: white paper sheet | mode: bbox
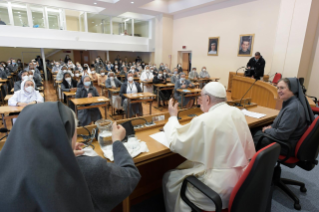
[242,109,266,119]
[150,132,170,148]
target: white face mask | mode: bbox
[75,73,80,77]
[91,71,96,74]
[25,86,34,93]
[56,64,59,67]
[29,75,33,79]
[109,77,114,80]
[203,69,206,72]
[146,70,150,73]
[158,74,162,78]
[107,65,111,67]
[128,77,133,82]
[63,70,67,73]
[164,73,167,75]
[65,77,71,82]
[192,70,196,72]
[101,73,105,76]
[22,75,29,81]
[115,66,118,68]
[30,69,35,74]
[180,77,185,82]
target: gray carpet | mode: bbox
[131,156,319,212]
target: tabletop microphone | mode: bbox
[236,66,246,75]
[236,79,259,107]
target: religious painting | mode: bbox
[238,34,255,57]
[207,37,219,56]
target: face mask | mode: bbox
[3,65,5,67]
[75,73,80,77]
[29,75,33,79]
[192,70,196,72]
[146,70,150,73]
[30,69,35,74]
[174,71,177,74]
[84,81,91,87]
[158,74,162,78]
[180,77,185,81]
[65,77,71,82]
[107,65,111,67]
[7,62,11,65]
[164,73,167,75]
[128,77,133,82]
[25,86,34,93]
[109,77,114,80]
[203,69,206,72]
[22,75,29,81]
[56,65,59,67]
[101,73,105,76]
[63,70,67,73]
[18,61,21,63]
[115,66,118,68]
[91,71,96,74]
[12,62,16,65]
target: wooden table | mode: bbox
[177,88,202,107]
[63,91,76,106]
[71,96,110,119]
[192,78,220,88]
[76,105,279,212]
[123,92,156,118]
[140,80,153,92]
[0,106,24,130]
[153,83,175,108]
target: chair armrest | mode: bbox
[257,133,292,163]
[181,176,223,212]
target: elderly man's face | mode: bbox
[199,90,210,113]
[241,41,250,52]
[211,44,216,51]
[24,81,34,89]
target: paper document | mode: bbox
[242,109,266,119]
[150,132,170,148]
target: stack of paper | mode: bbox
[242,109,266,119]
[150,132,170,148]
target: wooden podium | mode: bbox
[229,74,316,109]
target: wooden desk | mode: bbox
[153,83,175,108]
[76,105,279,212]
[177,88,202,107]
[227,72,245,91]
[63,91,76,106]
[55,80,62,102]
[0,106,24,129]
[192,78,220,88]
[71,96,110,119]
[140,80,153,92]
[4,93,44,104]
[123,92,156,118]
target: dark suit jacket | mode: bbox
[247,56,266,78]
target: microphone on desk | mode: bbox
[236,78,259,107]
[236,66,246,75]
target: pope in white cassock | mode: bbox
[162,82,256,212]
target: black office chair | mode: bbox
[180,143,280,212]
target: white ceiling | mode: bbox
[4,0,256,20]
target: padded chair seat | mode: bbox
[278,155,299,164]
[311,107,319,113]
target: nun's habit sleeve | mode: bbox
[77,141,141,211]
[8,92,19,106]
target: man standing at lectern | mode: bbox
[247,52,266,79]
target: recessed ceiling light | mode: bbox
[94,2,97,4]
[92,22,94,23]
[131,2,134,3]
[18,12,20,13]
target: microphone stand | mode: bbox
[235,79,258,107]
[236,66,245,75]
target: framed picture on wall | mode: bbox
[238,34,255,57]
[207,37,219,56]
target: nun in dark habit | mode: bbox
[0,102,141,212]
[252,78,314,155]
[75,75,102,126]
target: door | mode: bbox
[73,50,90,65]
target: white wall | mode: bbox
[0,25,152,52]
[170,0,281,86]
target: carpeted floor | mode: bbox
[131,156,319,212]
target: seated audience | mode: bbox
[90,68,98,82]
[188,67,199,81]
[75,76,102,126]
[199,66,210,78]
[163,82,255,212]
[140,66,154,93]
[153,70,171,106]
[252,78,314,155]
[120,72,143,117]
[98,69,107,86]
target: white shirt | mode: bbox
[140,71,154,81]
[126,82,138,94]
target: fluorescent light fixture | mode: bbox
[131,2,134,3]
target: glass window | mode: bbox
[79,13,85,32]
[11,2,28,27]
[30,6,45,28]
[112,17,132,36]
[134,20,149,38]
[0,2,10,25]
[47,8,61,30]
[87,13,111,34]
[65,9,81,32]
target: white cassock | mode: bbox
[163,102,256,212]
[140,71,154,93]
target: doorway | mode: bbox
[178,51,192,74]
[73,50,90,65]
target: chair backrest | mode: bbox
[295,116,319,164]
[272,73,282,84]
[228,143,280,212]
